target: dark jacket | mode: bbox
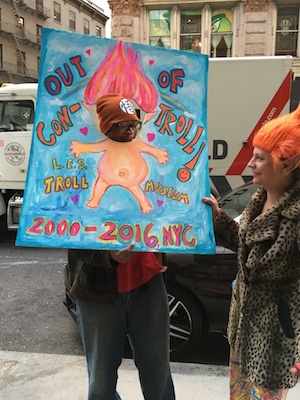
[67,249,119,303]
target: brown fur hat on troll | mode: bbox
[96,93,140,135]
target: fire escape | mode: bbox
[9,0,29,79]
[4,67,13,84]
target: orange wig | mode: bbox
[253,103,300,169]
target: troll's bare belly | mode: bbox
[98,155,148,187]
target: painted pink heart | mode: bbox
[149,59,154,65]
[80,127,88,136]
[157,200,163,207]
[71,195,79,204]
[147,133,155,142]
[86,49,91,56]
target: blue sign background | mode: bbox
[16,28,215,254]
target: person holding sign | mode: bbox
[203,104,300,399]
[67,94,175,400]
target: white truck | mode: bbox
[0,56,293,231]
[0,83,37,231]
[207,56,292,196]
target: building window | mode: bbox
[96,25,102,36]
[36,0,43,13]
[37,56,40,73]
[84,19,90,35]
[69,10,76,30]
[149,10,171,48]
[180,10,202,53]
[211,8,233,57]
[36,24,42,44]
[16,16,24,37]
[54,2,61,23]
[275,6,299,57]
[17,51,26,74]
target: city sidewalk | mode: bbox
[0,350,300,399]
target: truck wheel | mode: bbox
[168,283,203,357]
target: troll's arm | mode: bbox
[137,138,169,164]
[70,139,108,158]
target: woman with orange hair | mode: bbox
[203,104,300,399]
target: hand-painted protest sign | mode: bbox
[16,28,215,254]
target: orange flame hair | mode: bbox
[84,41,157,113]
[253,103,300,168]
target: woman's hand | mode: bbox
[202,194,221,220]
[291,363,300,380]
[110,242,135,264]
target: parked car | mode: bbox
[64,181,258,357]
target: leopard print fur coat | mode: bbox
[214,177,300,390]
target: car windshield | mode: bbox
[0,100,34,132]
[218,183,258,220]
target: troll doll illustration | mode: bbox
[70,42,169,213]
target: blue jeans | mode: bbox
[76,273,175,400]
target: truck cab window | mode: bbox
[0,100,34,132]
